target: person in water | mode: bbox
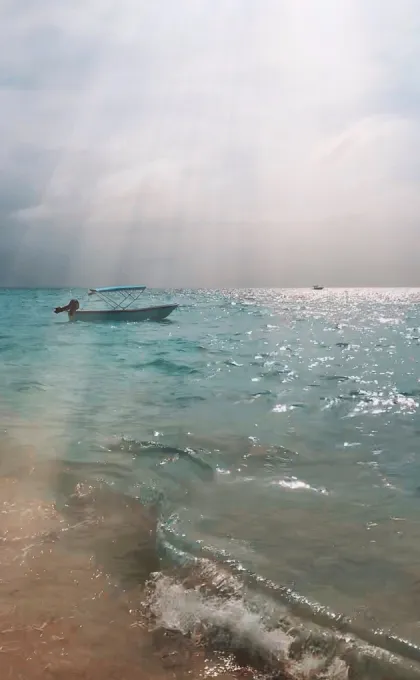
[54,299,80,318]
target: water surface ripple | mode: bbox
[1,287,420,678]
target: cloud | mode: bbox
[0,0,419,285]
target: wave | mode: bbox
[146,357,201,374]
[144,559,420,680]
[155,517,420,678]
[105,437,215,482]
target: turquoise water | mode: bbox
[2,287,420,676]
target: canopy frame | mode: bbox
[87,286,146,310]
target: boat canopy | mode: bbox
[88,286,146,294]
[88,285,147,310]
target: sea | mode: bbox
[1,287,420,679]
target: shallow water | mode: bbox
[1,287,420,678]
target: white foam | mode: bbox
[150,574,291,656]
[147,572,351,679]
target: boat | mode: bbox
[313,285,324,290]
[54,286,178,322]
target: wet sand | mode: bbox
[0,436,252,679]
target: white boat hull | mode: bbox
[70,304,178,323]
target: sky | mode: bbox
[1,0,420,287]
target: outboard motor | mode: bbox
[54,299,80,318]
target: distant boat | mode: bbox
[313,285,324,290]
[54,286,178,322]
